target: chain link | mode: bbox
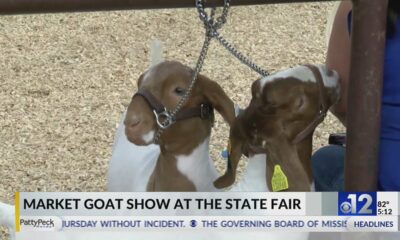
[153,34,212,143]
[198,1,270,76]
[214,33,270,77]
[153,0,269,143]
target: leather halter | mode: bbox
[291,65,329,144]
[133,89,214,129]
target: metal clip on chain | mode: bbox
[153,109,176,130]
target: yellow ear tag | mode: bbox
[271,165,289,192]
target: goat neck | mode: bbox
[147,119,218,191]
[296,135,313,183]
[264,134,312,191]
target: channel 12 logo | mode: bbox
[338,192,377,216]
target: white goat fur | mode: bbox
[107,116,309,240]
[149,39,164,67]
[0,201,15,240]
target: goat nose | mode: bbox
[124,115,141,128]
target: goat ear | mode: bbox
[198,74,235,126]
[214,128,243,188]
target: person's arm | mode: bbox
[326,1,352,126]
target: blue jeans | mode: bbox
[311,145,345,192]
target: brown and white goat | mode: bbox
[107,44,235,192]
[214,64,340,191]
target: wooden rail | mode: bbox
[0,0,334,15]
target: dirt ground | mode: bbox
[0,2,344,238]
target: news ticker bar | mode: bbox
[15,192,400,233]
[18,216,399,232]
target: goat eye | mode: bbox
[174,87,186,96]
[294,95,306,111]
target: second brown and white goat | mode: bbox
[214,64,340,191]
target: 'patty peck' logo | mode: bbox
[20,219,55,228]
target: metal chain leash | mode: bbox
[153,35,212,143]
[153,3,230,143]
[197,0,270,77]
[214,33,270,77]
[153,0,270,143]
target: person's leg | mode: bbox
[311,145,345,191]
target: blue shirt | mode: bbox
[379,18,400,190]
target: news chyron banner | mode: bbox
[15,192,400,239]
